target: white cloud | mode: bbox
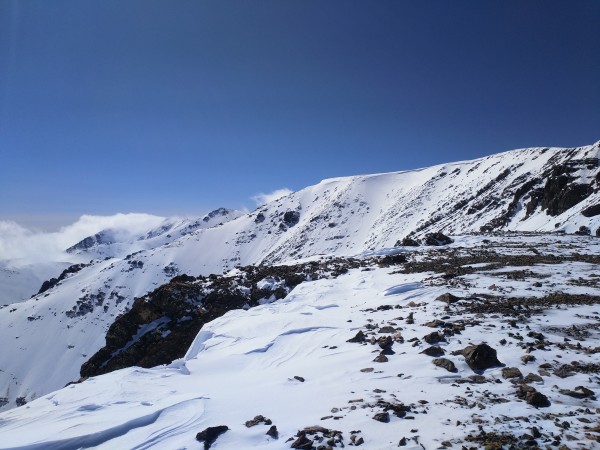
[251,188,293,206]
[0,213,167,266]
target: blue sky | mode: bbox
[1,1,599,229]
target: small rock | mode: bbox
[294,376,305,382]
[423,331,446,345]
[245,415,272,427]
[373,411,390,423]
[420,345,445,357]
[399,437,407,446]
[379,326,397,334]
[559,386,595,399]
[266,425,278,438]
[196,425,229,450]
[516,385,550,408]
[502,367,523,379]
[424,232,454,246]
[435,293,460,304]
[373,354,389,363]
[347,331,366,343]
[433,358,458,373]
[521,354,535,364]
[378,335,393,349]
[291,433,313,449]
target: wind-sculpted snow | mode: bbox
[1,234,599,448]
[1,141,600,415]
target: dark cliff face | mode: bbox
[80,257,370,379]
[540,164,595,217]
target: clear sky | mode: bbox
[1,1,599,229]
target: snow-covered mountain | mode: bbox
[1,141,599,418]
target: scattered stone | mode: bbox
[559,386,595,399]
[245,415,272,427]
[420,345,445,357]
[378,335,393,349]
[354,436,364,445]
[360,367,374,373]
[516,385,550,408]
[372,411,390,423]
[524,373,543,383]
[347,330,366,343]
[423,331,446,345]
[457,343,502,371]
[379,325,397,333]
[400,236,420,246]
[373,354,388,363]
[294,376,305,382]
[424,232,454,246]
[502,367,523,379]
[433,358,458,373]
[266,425,278,438]
[196,425,229,450]
[290,433,313,449]
[398,437,407,446]
[521,354,536,364]
[436,292,460,304]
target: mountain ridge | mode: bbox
[0,140,599,413]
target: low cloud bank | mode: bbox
[251,188,293,206]
[0,213,167,266]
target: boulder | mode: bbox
[458,343,502,371]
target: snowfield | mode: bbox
[0,233,599,449]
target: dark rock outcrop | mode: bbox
[37,263,88,295]
[395,236,420,247]
[80,258,364,379]
[424,232,454,246]
[196,425,229,450]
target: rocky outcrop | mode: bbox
[80,258,365,378]
[37,263,88,295]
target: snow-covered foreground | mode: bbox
[1,235,599,449]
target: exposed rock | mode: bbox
[516,385,550,408]
[294,376,305,382]
[424,232,454,246]
[420,345,445,357]
[423,331,446,344]
[245,415,272,427]
[377,335,393,350]
[373,354,389,363]
[457,343,502,371]
[433,358,458,373]
[290,433,313,449]
[581,203,600,217]
[559,386,595,399]
[37,263,88,295]
[196,425,229,449]
[283,210,300,227]
[502,367,523,379]
[435,292,461,304]
[396,237,420,247]
[347,330,366,343]
[372,411,390,423]
[266,425,279,438]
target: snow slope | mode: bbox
[1,141,599,413]
[1,234,598,449]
